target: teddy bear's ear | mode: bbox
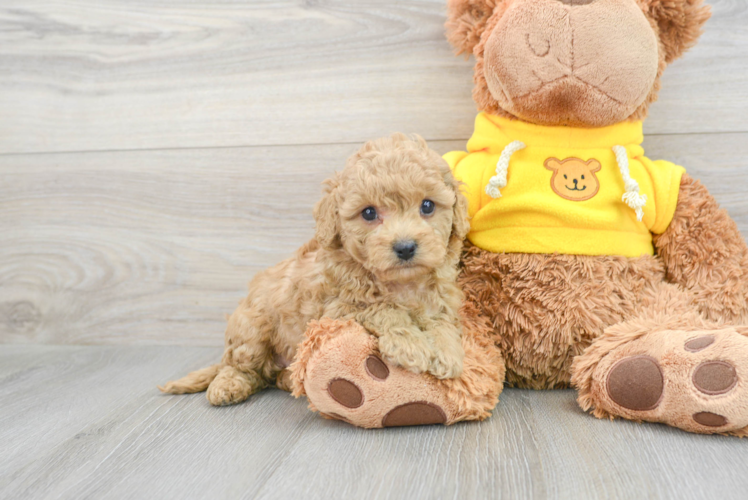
[313,173,342,250]
[586,159,602,173]
[646,0,711,64]
[445,0,498,56]
[544,158,562,172]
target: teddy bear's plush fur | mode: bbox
[291,0,748,435]
[159,134,471,405]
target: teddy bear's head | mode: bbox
[446,0,710,127]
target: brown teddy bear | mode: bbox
[290,0,748,435]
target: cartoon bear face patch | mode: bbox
[544,157,602,201]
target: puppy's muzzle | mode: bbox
[393,240,418,261]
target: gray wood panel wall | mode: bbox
[2,0,747,346]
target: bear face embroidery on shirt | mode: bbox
[544,157,602,202]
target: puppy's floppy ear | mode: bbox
[646,0,711,64]
[445,0,498,56]
[450,184,470,243]
[313,173,342,250]
[443,165,471,255]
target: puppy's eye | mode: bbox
[581,175,585,180]
[361,206,377,221]
[564,174,567,179]
[420,199,435,216]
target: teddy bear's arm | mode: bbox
[653,173,748,323]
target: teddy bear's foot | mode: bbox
[573,324,748,435]
[289,319,460,428]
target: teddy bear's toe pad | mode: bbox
[382,402,447,427]
[607,355,664,411]
[684,334,714,352]
[365,355,389,380]
[692,361,737,395]
[327,379,364,408]
[592,328,748,434]
[693,411,728,427]
[302,325,457,428]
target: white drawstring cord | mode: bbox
[612,145,647,221]
[486,142,646,221]
[485,140,526,199]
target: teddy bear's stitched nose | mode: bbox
[393,240,418,261]
[556,0,597,6]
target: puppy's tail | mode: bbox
[158,363,223,394]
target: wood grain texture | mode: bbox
[2,345,748,500]
[2,136,747,346]
[0,0,746,155]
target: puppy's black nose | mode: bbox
[393,240,418,261]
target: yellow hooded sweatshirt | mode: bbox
[444,113,685,258]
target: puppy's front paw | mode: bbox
[378,330,432,374]
[429,336,464,379]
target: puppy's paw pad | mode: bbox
[382,402,447,427]
[685,334,715,352]
[606,355,664,411]
[327,378,364,408]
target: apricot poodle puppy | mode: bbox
[159,133,470,406]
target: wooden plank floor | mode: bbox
[2,344,748,500]
[1,0,748,498]
[1,1,747,347]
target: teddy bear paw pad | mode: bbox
[593,328,748,434]
[606,355,664,411]
[301,326,456,428]
[692,360,737,395]
[684,334,714,352]
[382,402,447,427]
[365,355,389,380]
[327,378,364,408]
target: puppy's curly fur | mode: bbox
[159,134,470,406]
